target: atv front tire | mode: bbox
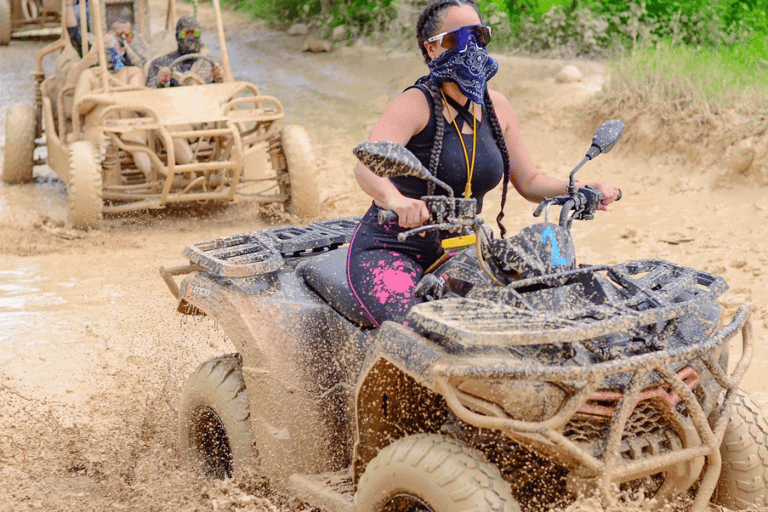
[713,390,768,510]
[2,106,36,183]
[0,0,10,46]
[178,354,256,479]
[355,433,520,512]
[67,141,102,229]
[280,124,319,221]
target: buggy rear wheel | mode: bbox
[67,141,102,229]
[355,433,520,512]
[178,354,256,479]
[280,124,319,221]
[0,0,10,45]
[2,106,36,183]
[712,389,768,510]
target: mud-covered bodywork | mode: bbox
[164,218,372,484]
[162,215,752,512]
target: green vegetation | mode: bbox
[601,38,768,117]
[228,0,397,34]
[478,0,768,115]
[226,0,767,115]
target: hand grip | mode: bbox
[377,209,398,225]
[616,189,622,201]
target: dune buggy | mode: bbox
[2,0,319,228]
[160,121,768,511]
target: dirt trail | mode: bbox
[0,1,766,510]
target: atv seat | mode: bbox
[296,248,375,329]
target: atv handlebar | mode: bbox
[533,186,621,229]
[380,185,622,237]
[378,196,481,242]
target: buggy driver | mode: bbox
[145,15,224,88]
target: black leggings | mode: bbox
[346,203,442,327]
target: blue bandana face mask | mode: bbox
[427,36,498,105]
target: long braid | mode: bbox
[484,89,511,238]
[425,80,446,194]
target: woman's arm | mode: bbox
[489,89,621,207]
[354,87,432,228]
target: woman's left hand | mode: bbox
[589,182,622,210]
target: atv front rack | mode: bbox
[182,217,360,278]
[408,259,728,347]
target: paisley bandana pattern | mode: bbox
[427,37,498,105]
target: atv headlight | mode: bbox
[455,379,567,422]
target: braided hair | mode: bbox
[415,0,511,237]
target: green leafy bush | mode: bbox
[229,0,396,34]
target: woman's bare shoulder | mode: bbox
[487,88,518,126]
[371,85,432,142]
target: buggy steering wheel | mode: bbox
[168,53,219,86]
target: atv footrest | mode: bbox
[183,216,361,278]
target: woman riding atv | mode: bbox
[347,0,621,327]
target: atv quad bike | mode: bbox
[2,0,319,228]
[161,121,768,512]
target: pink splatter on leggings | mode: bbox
[347,204,442,327]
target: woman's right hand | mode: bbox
[382,195,430,229]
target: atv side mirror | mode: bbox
[353,141,454,196]
[567,119,625,193]
[586,119,625,160]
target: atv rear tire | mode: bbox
[713,390,768,510]
[178,354,256,479]
[280,124,319,221]
[2,106,36,183]
[355,433,520,512]
[0,0,10,46]
[67,141,103,229]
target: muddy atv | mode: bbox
[2,0,319,229]
[160,121,768,512]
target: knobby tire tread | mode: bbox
[356,433,520,512]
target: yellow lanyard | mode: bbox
[440,89,476,199]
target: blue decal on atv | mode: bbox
[542,228,568,266]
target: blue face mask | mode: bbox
[427,36,498,105]
[107,46,125,71]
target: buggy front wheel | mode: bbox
[355,433,520,512]
[279,124,319,221]
[2,106,36,183]
[67,141,103,229]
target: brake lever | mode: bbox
[533,195,570,218]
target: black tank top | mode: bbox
[391,84,504,213]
